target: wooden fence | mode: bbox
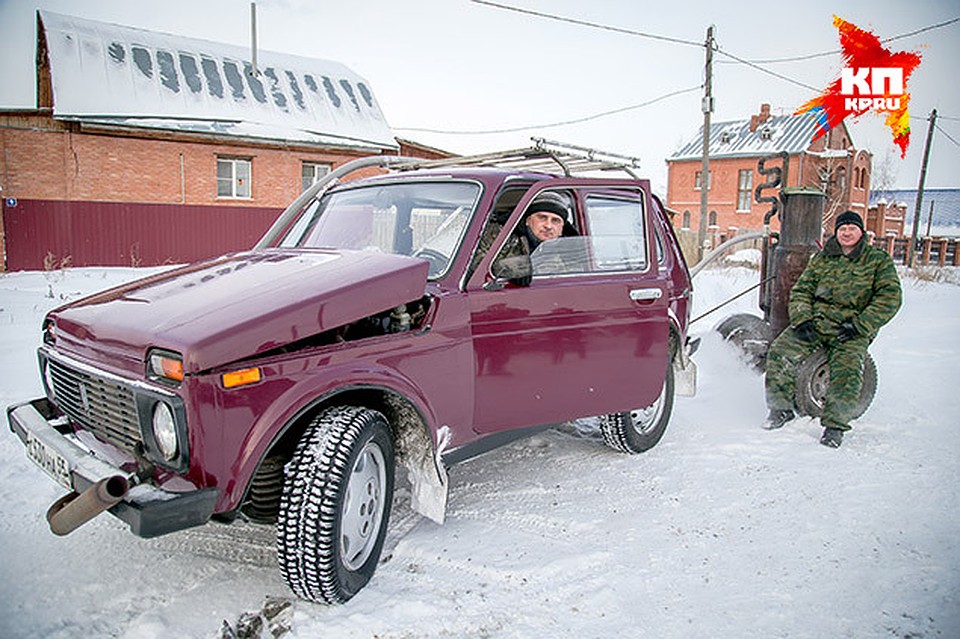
[873,236,960,266]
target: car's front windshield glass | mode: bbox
[278,181,481,278]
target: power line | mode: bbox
[395,85,702,135]
[470,0,703,48]
[934,122,960,149]
[732,16,959,64]
[436,4,960,139]
[713,47,820,92]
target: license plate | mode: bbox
[25,431,72,490]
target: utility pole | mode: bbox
[697,25,715,262]
[908,108,936,267]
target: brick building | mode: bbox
[665,103,872,247]
[865,198,906,238]
[0,11,447,271]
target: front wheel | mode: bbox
[600,358,675,454]
[277,406,395,603]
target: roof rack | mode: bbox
[391,138,642,178]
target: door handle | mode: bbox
[629,288,663,301]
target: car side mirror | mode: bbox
[486,255,533,289]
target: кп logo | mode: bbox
[796,16,922,157]
[841,68,904,111]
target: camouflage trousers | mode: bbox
[764,327,871,431]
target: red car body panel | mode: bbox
[9,163,693,535]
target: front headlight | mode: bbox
[152,402,178,460]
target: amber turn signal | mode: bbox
[222,367,262,389]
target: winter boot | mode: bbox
[763,408,795,430]
[820,427,844,448]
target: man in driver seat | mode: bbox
[473,192,578,281]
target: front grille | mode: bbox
[47,358,142,453]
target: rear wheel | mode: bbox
[600,359,674,454]
[794,348,878,419]
[277,406,394,603]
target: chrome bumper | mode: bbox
[7,398,219,538]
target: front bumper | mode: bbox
[7,398,219,538]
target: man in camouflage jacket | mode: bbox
[764,210,902,448]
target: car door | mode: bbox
[467,180,670,434]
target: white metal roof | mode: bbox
[669,111,824,161]
[38,10,397,150]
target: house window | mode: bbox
[708,211,718,227]
[682,210,691,229]
[695,171,711,190]
[217,157,251,198]
[737,169,753,212]
[301,162,331,192]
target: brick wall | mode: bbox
[0,112,429,270]
[0,114,367,207]
[666,146,872,246]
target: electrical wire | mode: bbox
[469,0,703,47]
[415,4,959,138]
[713,47,821,92]
[739,16,959,64]
[934,123,960,149]
[395,85,702,135]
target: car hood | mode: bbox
[49,249,430,373]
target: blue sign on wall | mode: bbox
[4,197,16,207]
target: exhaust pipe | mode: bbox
[46,475,130,536]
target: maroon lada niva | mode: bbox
[8,145,696,603]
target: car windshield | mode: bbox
[278,181,481,277]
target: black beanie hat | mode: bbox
[835,210,864,233]
[527,199,570,224]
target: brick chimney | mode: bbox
[749,104,772,132]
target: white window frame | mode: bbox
[301,162,332,193]
[694,170,711,191]
[217,157,252,199]
[737,169,753,212]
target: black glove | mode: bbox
[793,320,817,343]
[837,321,859,343]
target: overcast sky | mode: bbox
[0,0,957,192]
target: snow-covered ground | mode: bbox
[1,264,958,639]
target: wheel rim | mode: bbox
[810,363,830,411]
[628,381,667,434]
[340,440,387,571]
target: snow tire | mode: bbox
[277,405,395,604]
[600,356,674,454]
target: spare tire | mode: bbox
[716,313,770,371]
[794,347,878,419]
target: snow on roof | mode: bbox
[668,111,823,161]
[38,10,397,150]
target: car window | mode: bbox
[584,195,648,272]
[278,181,480,278]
